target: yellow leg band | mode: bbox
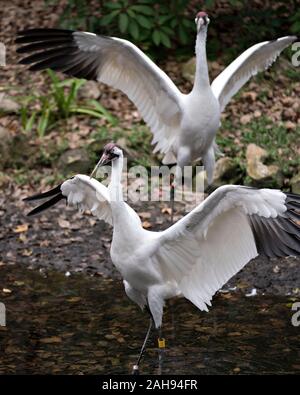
[158,338,166,348]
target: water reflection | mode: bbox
[0,264,299,374]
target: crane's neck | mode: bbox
[109,155,124,203]
[193,29,210,92]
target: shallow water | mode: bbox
[0,264,299,375]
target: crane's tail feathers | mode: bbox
[23,184,63,202]
[26,193,65,216]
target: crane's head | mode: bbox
[90,142,123,178]
[195,11,210,33]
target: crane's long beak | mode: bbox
[90,153,110,179]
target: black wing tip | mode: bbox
[26,193,65,216]
[286,191,300,201]
[16,28,74,36]
[23,184,63,202]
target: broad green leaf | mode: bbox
[129,19,140,40]
[105,3,122,10]
[161,26,174,36]
[130,5,154,16]
[152,30,161,46]
[159,31,172,48]
[136,15,153,29]
[119,13,129,33]
[100,11,120,26]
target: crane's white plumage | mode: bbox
[16,16,297,184]
[61,175,113,224]
[211,36,297,111]
[24,147,300,329]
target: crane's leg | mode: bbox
[203,145,215,187]
[157,327,166,375]
[170,174,175,224]
[132,316,153,375]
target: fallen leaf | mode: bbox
[142,221,152,229]
[161,207,172,215]
[240,114,252,124]
[67,297,81,303]
[2,288,12,294]
[58,219,71,229]
[138,212,151,219]
[21,249,33,257]
[13,224,28,233]
[19,233,27,243]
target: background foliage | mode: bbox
[48,0,300,58]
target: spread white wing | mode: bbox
[155,185,300,311]
[211,36,297,111]
[61,175,113,224]
[24,174,113,225]
[17,29,183,154]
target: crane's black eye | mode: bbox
[110,151,119,159]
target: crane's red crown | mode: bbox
[103,142,117,153]
[196,11,208,19]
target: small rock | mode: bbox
[254,110,262,118]
[57,148,92,175]
[246,144,283,187]
[0,96,20,113]
[290,173,300,194]
[285,121,296,130]
[79,81,101,100]
[213,157,240,186]
[240,114,253,125]
[182,57,196,83]
[283,108,297,121]
[242,91,257,102]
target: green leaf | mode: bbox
[127,8,136,19]
[161,26,174,36]
[136,15,153,29]
[129,19,140,40]
[159,15,172,25]
[37,108,50,138]
[152,30,161,46]
[71,108,104,118]
[105,2,122,10]
[100,11,120,26]
[130,5,154,16]
[118,13,129,33]
[87,99,118,125]
[159,31,172,48]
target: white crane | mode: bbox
[24,143,300,372]
[16,12,297,184]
